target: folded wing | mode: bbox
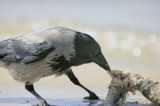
[0,39,55,64]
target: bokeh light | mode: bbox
[105,31,118,49]
[133,48,142,57]
[148,34,157,43]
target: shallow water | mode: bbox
[0,86,157,106]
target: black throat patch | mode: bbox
[47,54,71,72]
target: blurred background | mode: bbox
[0,0,160,90]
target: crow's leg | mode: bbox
[66,70,99,100]
[25,83,49,106]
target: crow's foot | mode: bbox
[83,92,99,100]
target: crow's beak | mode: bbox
[94,52,111,72]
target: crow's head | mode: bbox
[72,32,110,71]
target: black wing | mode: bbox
[0,39,55,64]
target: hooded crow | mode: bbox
[0,27,110,106]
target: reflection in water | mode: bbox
[0,97,104,106]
